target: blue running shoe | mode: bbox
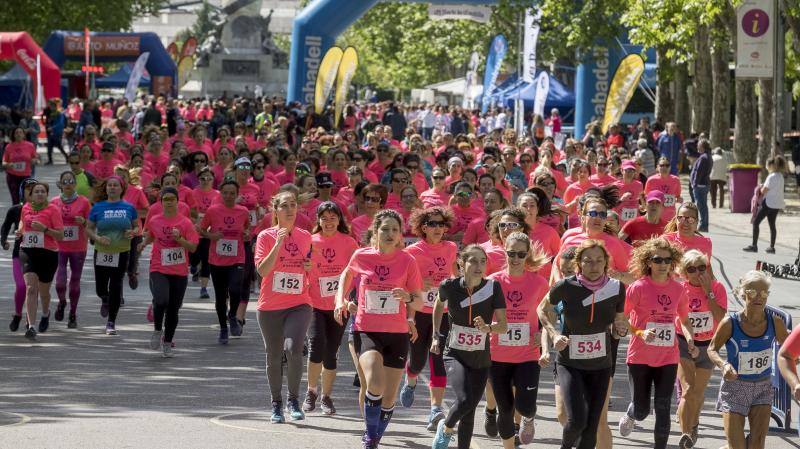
[400,382,416,408]
[427,406,445,431]
[218,328,229,345]
[270,401,285,423]
[432,419,453,449]
[287,398,305,421]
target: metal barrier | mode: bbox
[767,304,794,431]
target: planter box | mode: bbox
[729,167,760,213]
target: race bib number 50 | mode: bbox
[20,231,44,248]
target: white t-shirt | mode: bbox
[763,172,785,209]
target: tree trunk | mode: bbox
[757,78,774,166]
[674,62,691,137]
[734,79,758,163]
[692,24,713,135]
[710,31,731,149]
[655,50,674,123]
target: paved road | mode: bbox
[1,160,799,448]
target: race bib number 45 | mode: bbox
[645,322,675,347]
[569,332,607,359]
[449,324,486,351]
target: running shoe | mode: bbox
[25,325,36,340]
[150,330,163,350]
[55,301,66,321]
[271,401,285,423]
[38,313,50,333]
[426,406,445,431]
[100,300,109,318]
[146,304,154,322]
[105,321,117,335]
[200,287,210,299]
[432,419,454,449]
[229,316,242,337]
[400,382,416,408]
[618,412,635,437]
[287,398,305,421]
[484,407,498,437]
[67,312,77,329]
[302,389,318,412]
[128,272,138,290]
[361,432,378,449]
[237,319,245,336]
[9,314,21,332]
[742,245,758,252]
[218,328,229,345]
[162,342,174,358]
[690,425,698,444]
[766,247,776,254]
[514,422,521,445]
[320,395,336,415]
[678,433,694,449]
[519,416,535,444]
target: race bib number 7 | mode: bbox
[365,290,399,315]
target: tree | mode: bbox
[175,0,216,43]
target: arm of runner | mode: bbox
[707,317,736,380]
[778,336,800,400]
[430,293,445,355]
[333,269,355,325]
[255,227,288,277]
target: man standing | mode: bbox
[690,139,713,232]
[657,122,682,175]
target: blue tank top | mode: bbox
[724,311,775,381]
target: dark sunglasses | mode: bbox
[584,210,608,219]
[537,181,555,187]
[364,196,382,203]
[406,165,419,170]
[60,179,76,185]
[425,220,447,228]
[376,148,389,153]
[658,164,670,168]
[455,191,472,198]
[432,175,445,180]
[505,250,528,259]
[685,265,707,274]
[650,256,673,265]
[498,222,520,230]
[392,178,409,184]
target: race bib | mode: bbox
[365,290,399,315]
[161,247,186,266]
[11,161,25,172]
[498,322,530,347]
[569,332,607,359]
[272,271,303,294]
[215,239,238,257]
[249,210,258,226]
[689,311,713,335]
[20,231,44,248]
[738,348,772,376]
[645,322,676,347]
[422,289,438,308]
[664,194,676,207]
[96,251,120,268]
[318,274,340,298]
[403,237,419,247]
[621,208,638,221]
[449,324,486,351]
[63,226,79,242]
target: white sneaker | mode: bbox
[162,342,174,358]
[150,330,162,350]
[618,412,635,437]
[518,416,535,444]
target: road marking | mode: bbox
[209,411,360,436]
[0,411,31,429]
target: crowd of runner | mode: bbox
[2,94,800,449]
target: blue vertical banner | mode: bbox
[481,34,508,113]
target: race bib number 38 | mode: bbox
[273,271,303,294]
[498,322,530,347]
[738,348,772,376]
[645,322,675,347]
[449,324,486,352]
[365,290,399,315]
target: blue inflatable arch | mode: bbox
[43,31,177,96]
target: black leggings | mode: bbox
[150,272,188,343]
[752,200,780,247]
[95,251,129,323]
[407,313,448,387]
[127,235,142,276]
[490,360,541,440]
[240,240,255,304]
[210,264,243,329]
[308,308,346,370]
[557,364,612,449]
[189,238,211,278]
[444,357,489,449]
[626,363,678,449]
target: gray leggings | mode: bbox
[257,304,313,403]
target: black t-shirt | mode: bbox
[548,276,625,370]
[440,277,506,369]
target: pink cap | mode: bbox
[622,160,637,171]
[645,190,665,203]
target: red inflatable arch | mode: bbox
[0,32,61,105]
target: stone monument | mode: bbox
[188,0,288,97]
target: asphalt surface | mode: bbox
[1,158,800,448]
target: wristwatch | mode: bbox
[707,291,716,301]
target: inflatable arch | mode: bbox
[0,32,61,105]
[288,0,644,137]
[42,31,177,96]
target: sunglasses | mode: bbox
[505,250,528,259]
[676,216,697,224]
[69,161,80,165]
[584,210,608,219]
[425,220,447,228]
[744,289,769,299]
[377,148,389,153]
[406,165,419,170]
[254,165,265,170]
[455,191,472,198]
[392,178,409,184]
[60,179,76,185]
[432,175,445,180]
[598,162,609,167]
[236,165,252,170]
[364,196,382,203]
[650,256,673,265]
[685,264,707,274]
[538,181,555,187]
[498,222,520,230]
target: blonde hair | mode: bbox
[663,202,700,234]
[629,237,683,277]
[503,231,549,272]
[573,239,610,274]
[679,249,708,277]
[735,270,772,298]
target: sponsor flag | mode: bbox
[314,46,344,114]
[481,34,508,113]
[463,51,480,108]
[177,55,194,89]
[533,71,550,119]
[522,8,542,83]
[736,0,774,78]
[167,42,179,61]
[601,54,645,133]
[181,37,198,58]
[334,47,359,128]
[124,52,150,103]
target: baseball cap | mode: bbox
[447,157,464,168]
[234,157,252,169]
[645,190,665,203]
[621,160,637,171]
[315,172,334,187]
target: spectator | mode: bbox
[635,138,656,176]
[657,122,682,175]
[743,155,787,254]
[710,147,729,208]
[142,101,163,128]
[690,139,712,232]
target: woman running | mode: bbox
[463,188,507,246]
[255,191,313,423]
[619,237,696,449]
[539,239,627,449]
[645,157,682,222]
[517,189,559,258]
[430,244,508,449]
[141,187,199,356]
[663,202,712,259]
[707,270,788,449]
[198,179,249,343]
[191,167,221,299]
[303,201,359,415]
[234,156,266,332]
[675,249,727,448]
[86,176,139,335]
[118,166,149,290]
[488,232,549,447]
[51,171,91,328]
[3,179,37,331]
[17,181,64,339]
[4,126,39,205]
[334,209,424,448]
[400,207,458,430]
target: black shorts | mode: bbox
[352,331,409,369]
[20,248,58,283]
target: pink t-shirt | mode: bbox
[92,159,121,180]
[488,271,548,363]
[193,188,222,216]
[782,326,800,359]
[450,204,485,235]
[420,188,451,208]
[529,222,560,258]
[625,276,689,367]
[146,213,199,276]
[405,240,458,313]
[350,214,373,246]
[145,201,191,226]
[255,227,313,311]
[663,232,713,259]
[20,203,64,252]
[463,217,489,245]
[51,196,91,252]
[590,173,617,188]
[308,232,359,310]
[481,240,506,275]
[560,232,632,273]
[645,174,681,221]
[348,246,423,333]
[614,180,644,225]
[3,141,37,177]
[676,280,727,341]
[187,141,215,160]
[200,203,250,266]
[144,152,170,178]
